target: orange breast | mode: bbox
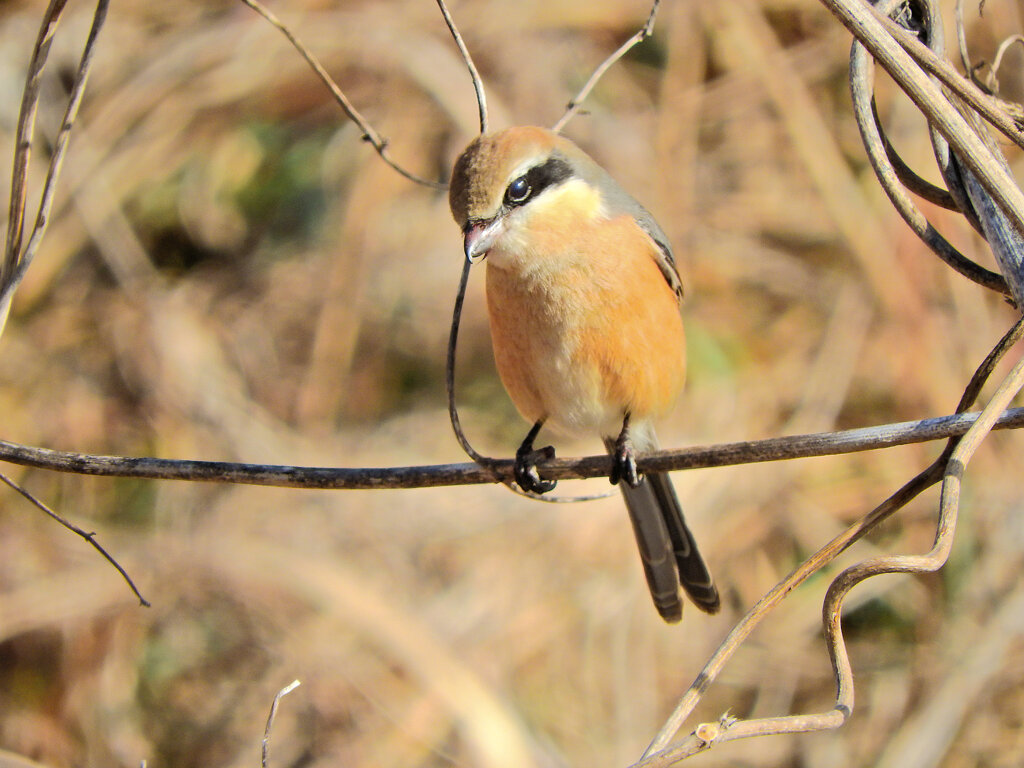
[485,209,685,436]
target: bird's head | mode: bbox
[449,126,597,264]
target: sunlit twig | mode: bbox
[237,0,445,188]
[987,34,1024,93]
[552,0,661,134]
[1,0,108,335]
[261,680,301,768]
[0,471,150,606]
[435,0,488,134]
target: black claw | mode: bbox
[514,445,557,494]
[611,417,642,488]
[515,422,556,494]
[610,441,641,488]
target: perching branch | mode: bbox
[0,406,1020,489]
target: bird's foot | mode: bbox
[610,431,641,488]
[514,439,557,494]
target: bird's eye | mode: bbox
[505,175,532,204]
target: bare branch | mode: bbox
[237,0,445,188]
[435,0,488,134]
[0,471,149,607]
[552,0,661,134]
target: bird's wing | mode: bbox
[633,213,684,303]
[558,145,685,303]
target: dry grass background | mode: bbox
[0,0,1023,765]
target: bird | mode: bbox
[448,125,719,623]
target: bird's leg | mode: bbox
[514,419,557,494]
[610,413,641,488]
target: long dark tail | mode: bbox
[607,440,720,621]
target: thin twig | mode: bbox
[435,0,488,134]
[953,0,984,92]
[0,0,110,328]
[236,0,444,188]
[957,0,1024,100]
[552,0,662,133]
[0,472,150,606]
[262,680,301,768]
[987,35,1024,94]
[2,0,68,283]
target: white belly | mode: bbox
[531,335,622,438]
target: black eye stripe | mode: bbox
[504,155,573,208]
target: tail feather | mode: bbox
[607,439,719,620]
[617,476,684,622]
[645,471,720,613]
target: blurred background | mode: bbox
[0,0,1023,765]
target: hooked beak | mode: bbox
[463,217,504,264]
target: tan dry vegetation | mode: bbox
[0,0,1022,766]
